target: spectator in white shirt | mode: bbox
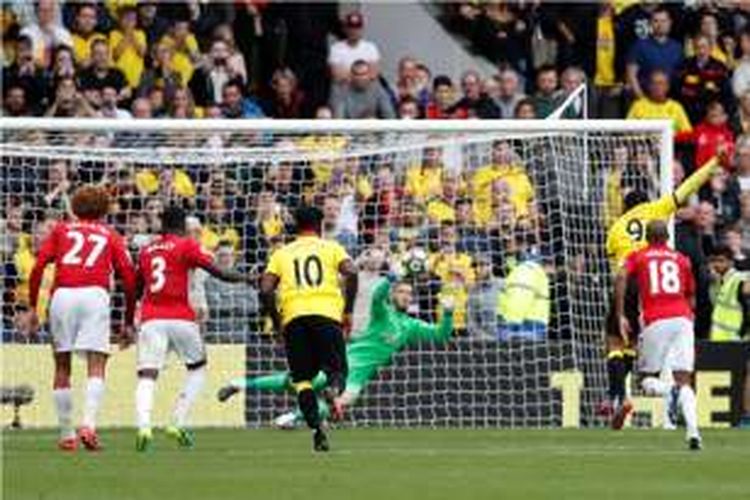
[20,0,72,68]
[100,85,132,119]
[733,28,750,99]
[328,11,381,83]
[323,193,358,256]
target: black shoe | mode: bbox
[688,437,702,451]
[313,429,330,452]
[217,385,239,403]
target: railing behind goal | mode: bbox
[0,119,672,428]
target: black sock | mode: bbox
[607,355,627,404]
[297,388,320,430]
[325,371,344,397]
[623,353,635,378]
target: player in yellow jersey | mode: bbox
[602,156,720,428]
[260,205,358,452]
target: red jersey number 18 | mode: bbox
[648,259,681,295]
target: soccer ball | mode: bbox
[273,412,299,430]
[401,247,429,277]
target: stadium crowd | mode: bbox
[0,1,748,346]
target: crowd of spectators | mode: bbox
[1,1,749,343]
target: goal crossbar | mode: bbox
[0,117,673,134]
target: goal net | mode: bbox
[0,119,672,429]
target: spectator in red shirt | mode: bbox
[425,75,467,119]
[693,101,735,170]
[262,68,306,118]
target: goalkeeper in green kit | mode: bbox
[217,274,455,425]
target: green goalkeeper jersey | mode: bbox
[347,278,454,372]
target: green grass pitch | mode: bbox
[3,428,750,500]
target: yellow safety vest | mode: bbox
[498,260,550,328]
[710,270,749,342]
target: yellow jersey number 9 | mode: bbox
[626,219,644,242]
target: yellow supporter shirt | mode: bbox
[135,168,196,198]
[161,34,199,87]
[426,198,456,223]
[261,215,284,240]
[105,0,137,19]
[605,194,677,270]
[72,32,106,65]
[109,29,147,88]
[266,236,351,325]
[595,13,616,86]
[429,252,475,330]
[472,164,534,224]
[14,235,55,322]
[604,169,624,229]
[626,98,693,134]
[405,165,443,202]
[201,225,240,251]
[296,134,349,186]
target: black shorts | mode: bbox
[283,315,347,388]
[606,275,640,347]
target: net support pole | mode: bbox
[545,84,591,196]
[659,125,675,246]
[582,84,589,198]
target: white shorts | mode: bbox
[137,320,205,371]
[638,317,695,374]
[49,287,111,354]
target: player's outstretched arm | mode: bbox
[188,239,254,285]
[202,263,255,285]
[407,296,455,344]
[112,235,138,328]
[674,157,720,205]
[369,276,394,320]
[259,272,283,335]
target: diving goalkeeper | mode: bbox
[217,275,455,424]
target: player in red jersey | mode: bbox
[134,205,252,452]
[615,220,702,450]
[28,185,137,452]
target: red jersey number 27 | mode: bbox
[62,231,107,267]
[648,259,681,295]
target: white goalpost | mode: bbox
[0,118,673,428]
